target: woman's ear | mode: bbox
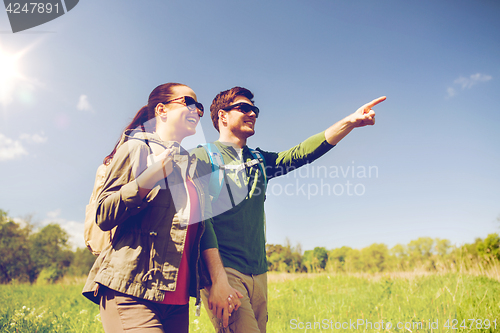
[155,103,168,119]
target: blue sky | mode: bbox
[0,0,499,251]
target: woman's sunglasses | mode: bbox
[221,102,260,118]
[165,96,204,117]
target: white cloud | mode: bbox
[0,132,48,161]
[77,94,93,112]
[13,217,30,229]
[63,220,85,250]
[20,132,48,144]
[0,133,27,161]
[46,208,62,219]
[454,73,492,89]
[447,73,492,98]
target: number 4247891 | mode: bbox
[444,319,497,330]
[6,3,59,14]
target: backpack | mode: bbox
[84,163,112,256]
[84,135,154,256]
[200,143,267,202]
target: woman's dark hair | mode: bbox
[103,83,187,165]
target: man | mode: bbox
[195,87,386,332]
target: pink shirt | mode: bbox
[157,178,200,305]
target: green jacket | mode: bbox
[193,131,334,275]
[82,131,212,305]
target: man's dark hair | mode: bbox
[210,87,255,132]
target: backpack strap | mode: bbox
[249,149,268,236]
[200,143,268,203]
[200,143,225,202]
[140,124,154,153]
[249,148,267,191]
[127,125,157,165]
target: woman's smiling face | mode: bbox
[158,85,201,142]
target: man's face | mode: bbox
[221,96,257,139]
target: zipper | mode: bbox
[191,176,206,312]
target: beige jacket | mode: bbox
[82,131,210,305]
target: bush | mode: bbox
[36,267,64,285]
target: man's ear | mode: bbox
[219,109,227,127]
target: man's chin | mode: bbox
[245,129,255,137]
[233,128,255,140]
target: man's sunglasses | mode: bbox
[221,102,260,118]
[165,96,204,117]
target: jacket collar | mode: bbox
[124,129,189,156]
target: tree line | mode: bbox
[1,209,499,283]
[0,210,95,284]
[266,234,500,273]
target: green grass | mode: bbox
[0,283,102,333]
[1,273,499,332]
[267,273,500,332]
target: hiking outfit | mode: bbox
[192,131,334,332]
[82,131,216,332]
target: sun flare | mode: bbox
[0,49,22,83]
[0,51,20,83]
[0,48,23,106]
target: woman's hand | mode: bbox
[136,148,173,198]
[153,148,174,174]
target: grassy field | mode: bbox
[1,272,499,332]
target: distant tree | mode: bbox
[462,238,481,258]
[302,250,313,272]
[408,237,433,257]
[286,239,305,272]
[0,210,32,283]
[346,248,362,272]
[435,239,451,257]
[477,233,500,260]
[327,246,353,272]
[360,243,389,273]
[30,223,73,283]
[267,244,286,271]
[68,247,96,276]
[303,247,328,272]
[449,237,481,270]
[266,240,305,272]
[407,237,434,268]
[313,247,328,270]
[390,243,409,270]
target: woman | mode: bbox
[82,83,239,332]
